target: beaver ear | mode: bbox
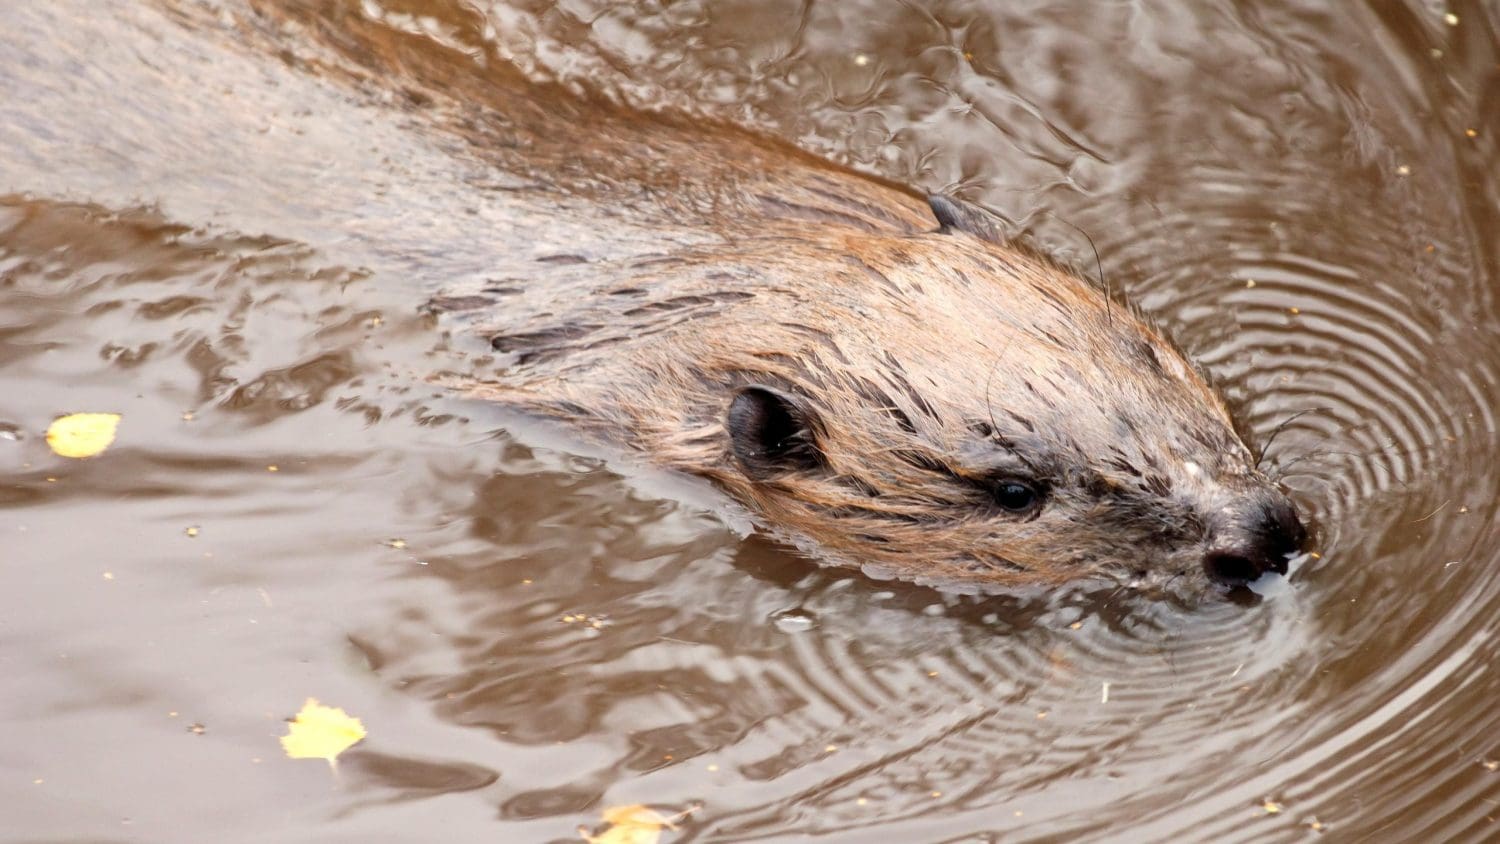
[927,194,1004,245]
[727,386,826,478]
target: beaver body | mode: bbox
[3,0,1305,593]
[438,188,1306,591]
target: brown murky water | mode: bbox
[3,1,1498,840]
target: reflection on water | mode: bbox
[2,1,1498,841]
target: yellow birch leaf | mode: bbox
[581,805,680,844]
[46,413,121,458]
[280,698,366,765]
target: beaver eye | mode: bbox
[993,480,1040,514]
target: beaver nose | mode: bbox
[1202,494,1306,586]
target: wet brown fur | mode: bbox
[225,0,1282,591]
[448,214,1265,590]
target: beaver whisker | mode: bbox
[1037,209,1112,332]
[1269,437,1457,480]
[1254,406,1329,470]
[1261,409,1415,478]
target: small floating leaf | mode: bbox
[581,805,688,844]
[280,698,366,765]
[46,413,121,458]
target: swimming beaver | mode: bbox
[293,10,1310,596]
[444,190,1307,593]
[3,1,1306,594]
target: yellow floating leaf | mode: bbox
[280,698,366,765]
[581,805,687,844]
[46,413,121,458]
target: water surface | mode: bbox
[2,1,1498,840]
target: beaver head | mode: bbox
[690,195,1306,594]
[464,193,1306,596]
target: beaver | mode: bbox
[247,0,1309,595]
[2,0,1306,594]
[438,188,1307,593]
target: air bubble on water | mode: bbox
[771,607,817,633]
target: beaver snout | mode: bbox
[1201,493,1307,586]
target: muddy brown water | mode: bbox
[3,1,1498,841]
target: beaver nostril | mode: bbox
[1203,550,1267,585]
[1201,489,1306,587]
